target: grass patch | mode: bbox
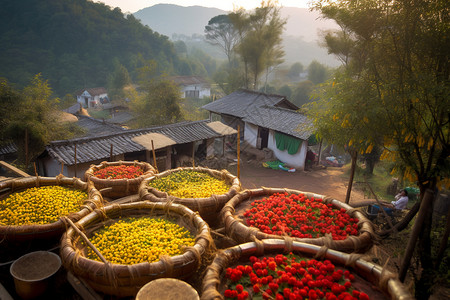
[340,161,397,202]
[87,108,111,120]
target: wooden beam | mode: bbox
[0,161,29,177]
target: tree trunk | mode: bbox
[345,150,357,204]
[399,188,435,282]
[415,187,437,299]
[435,208,450,269]
[316,139,323,166]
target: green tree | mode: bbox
[204,14,239,66]
[288,62,304,80]
[130,79,183,128]
[292,80,315,107]
[307,60,328,85]
[312,0,449,296]
[2,74,83,170]
[277,85,292,99]
[129,62,183,127]
[231,1,286,89]
[108,61,131,101]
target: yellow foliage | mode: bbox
[365,144,373,154]
[427,137,434,150]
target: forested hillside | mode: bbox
[0,0,179,97]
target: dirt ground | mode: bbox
[233,158,368,205]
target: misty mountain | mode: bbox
[133,4,340,66]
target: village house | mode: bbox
[76,87,109,108]
[169,76,211,99]
[202,89,315,170]
[36,119,236,178]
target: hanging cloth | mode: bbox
[275,132,302,155]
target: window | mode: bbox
[185,90,200,98]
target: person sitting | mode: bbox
[391,189,409,210]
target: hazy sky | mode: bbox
[94,1,312,13]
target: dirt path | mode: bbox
[236,160,368,206]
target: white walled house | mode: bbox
[169,76,211,99]
[203,89,314,170]
[76,87,109,108]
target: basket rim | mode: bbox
[0,176,103,235]
[221,187,375,252]
[140,166,241,202]
[85,160,156,183]
[61,201,211,269]
[201,239,413,300]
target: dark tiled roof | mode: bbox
[169,76,209,86]
[44,120,234,165]
[75,87,107,96]
[202,89,298,118]
[64,103,82,114]
[76,115,126,137]
[107,112,134,125]
[0,143,17,155]
[243,105,314,140]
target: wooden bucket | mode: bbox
[139,167,241,225]
[201,239,414,300]
[84,160,155,199]
[60,201,213,297]
[221,188,374,253]
[0,175,103,242]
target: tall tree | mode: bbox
[107,60,131,102]
[231,1,286,89]
[129,61,183,128]
[204,14,239,66]
[307,60,329,85]
[2,74,84,170]
[311,0,449,297]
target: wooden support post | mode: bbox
[25,128,29,170]
[110,144,113,162]
[151,140,158,173]
[0,161,29,177]
[192,143,195,167]
[74,144,77,178]
[237,125,240,180]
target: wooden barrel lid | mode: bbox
[136,278,199,300]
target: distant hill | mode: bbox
[0,0,179,97]
[134,4,225,38]
[134,4,340,66]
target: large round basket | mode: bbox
[139,167,241,225]
[221,188,374,253]
[201,239,414,300]
[60,201,213,297]
[0,175,103,242]
[84,160,155,199]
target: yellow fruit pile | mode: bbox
[86,217,195,265]
[0,186,87,226]
[148,170,231,198]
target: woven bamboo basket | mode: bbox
[0,175,103,242]
[60,201,213,297]
[221,188,374,253]
[84,160,156,199]
[139,167,241,224]
[201,239,414,300]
